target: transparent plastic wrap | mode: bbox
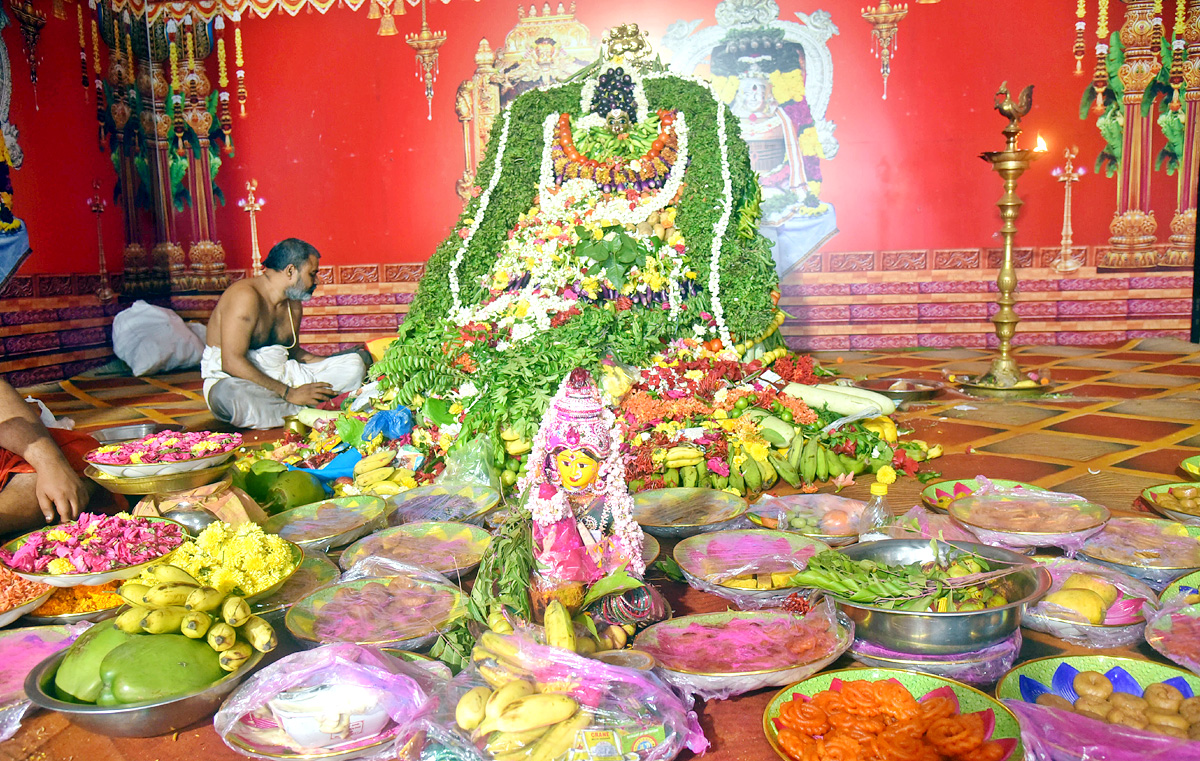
[215,643,449,761]
[847,629,1022,688]
[1080,517,1200,591]
[0,622,90,742]
[631,599,853,701]
[673,529,827,610]
[1003,699,1200,761]
[947,478,1110,555]
[284,558,466,650]
[1146,602,1200,677]
[748,493,865,547]
[1024,557,1159,648]
[340,522,492,580]
[884,504,980,542]
[388,484,503,527]
[394,628,708,761]
[631,487,748,540]
[437,437,503,495]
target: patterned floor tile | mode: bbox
[1047,414,1192,442]
[1067,384,1163,399]
[940,404,1064,427]
[978,432,1133,461]
[1103,372,1200,388]
[1106,398,1200,420]
[929,452,1071,482]
[1114,448,1200,476]
[1053,471,1177,512]
[1056,358,1148,371]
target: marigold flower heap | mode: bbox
[87,430,242,466]
[152,521,295,597]
[0,513,184,574]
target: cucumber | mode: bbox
[781,383,882,417]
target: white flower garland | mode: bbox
[449,107,514,317]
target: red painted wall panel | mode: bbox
[4,0,1182,275]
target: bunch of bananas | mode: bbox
[733,311,787,359]
[458,630,593,761]
[345,448,413,498]
[781,433,867,486]
[114,564,276,672]
[542,601,631,656]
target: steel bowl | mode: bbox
[831,540,1050,655]
[25,647,263,737]
[91,423,183,445]
[853,377,941,403]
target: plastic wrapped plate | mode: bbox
[339,522,491,580]
[764,668,1024,761]
[922,478,1045,512]
[847,629,1022,688]
[633,602,852,700]
[250,550,341,625]
[1146,603,1200,677]
[673,529,829,608]
[1142,482,1200,526]
[1161,570,1200,605]
[385,484,500,527]
[1079,516,1200,591]
[285,576,464,649]
[632,488,748,539]
[1022,556,1158,648]
[747,493,864,547]
[948,491,1109,551]
[263,496,389,551]
[996,655,1200,761]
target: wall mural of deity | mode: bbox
[0,6,30,290]
[663,0,838,277]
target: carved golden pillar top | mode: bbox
[1118,0,1163,100]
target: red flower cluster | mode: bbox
[773,354,818,385]
[892,447,920,477]
[550,306,582,328]
[616,296,634,312]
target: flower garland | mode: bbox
[450,107,514,316]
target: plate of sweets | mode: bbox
[633,488,748,539]
[1142,483,1200,526]
[948,488,1109,551]
[249,550,341,624]
[0,513,186,587]
[86,431,242,478]
[286,575,465,649]
[1146,605,1200,680]
[1022,557,1158,648]
[1079,517,1200,591]
[0,565,52,628]
[764,668,1023,761]
[21,580,124,626]
[339,522,491,579]
[633,600,852,698]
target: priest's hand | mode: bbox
[285,382,335,407]
[34,458,88,524]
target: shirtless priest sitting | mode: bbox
[201,238,367,430]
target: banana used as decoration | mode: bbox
[456,686,492,731]
[543,602,576,653]
[115,569,277,672]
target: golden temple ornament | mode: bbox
[601,23,651,63]
[862,0,907,100]
[238,180,265,278]
[406,0,446,120]
[88,180,117,304]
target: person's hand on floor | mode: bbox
[34,458,88,524]
[286,382,335,407]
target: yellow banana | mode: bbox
[185,586,225,612]
[148,564,199,585]
[488,609,514,635]
[504,439,532,457]
[479,631,522,662]
[477,659,525,690]
[140,606,187,634]
[355,466,395,487]
[207,622,238,651]
[665,446,703,460]
[117,583,150,607]
[368,481,403,496]
[500,428,521,442]
[218,641,254,672]
[240,615,278,653]
[525,709,591,761]
[543,601,576,652]
[496,694,580,734]
[353,449,395,476]
[221,596,251,627]
[665,457,704,469]
[143,582,199,608]
[485,680,536,721]
[390,468,416,484]
[181,610,213,638]
[455,685,492,731]
[115,606,149,634]
[486,725,550,755]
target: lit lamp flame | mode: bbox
[1035,134,1048,152]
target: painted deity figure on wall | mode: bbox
[663,0,839,278]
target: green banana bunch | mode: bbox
[769,454,801,488]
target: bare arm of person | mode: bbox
[221,290,334,405]
[0,380,87,523]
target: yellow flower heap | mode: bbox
[152,522,294,596]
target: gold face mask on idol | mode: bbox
[555,449,600,492]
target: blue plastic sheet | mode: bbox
[364,408,415,441]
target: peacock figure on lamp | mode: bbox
[520,368,644,617]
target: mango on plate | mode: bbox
[54,623,140,703]
[96,634,226,706]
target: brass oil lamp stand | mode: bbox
[958,83,1049,396]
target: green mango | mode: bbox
[265,470,326,514]
[243,459,288,503]
[96,634,225,706]
[54,623,140,703]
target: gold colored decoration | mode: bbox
[78,5,89,97]
[9,0,47,99]
[1052,148,1085,274]
[238,180,265,278]
[405,0,446,119]
[1099,0,1161,271]
[235,16,247,117]
[376,0,399,36]
[1160,0,1199,269]
[601,23,651,63]
[454,3,595,201]
[862,0,908,100]
[1075,0,1087,74]
[88,181,117,304]
[969,83,1041,390]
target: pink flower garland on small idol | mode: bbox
[519,369,645,576]
[87,430,242,466]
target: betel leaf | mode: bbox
[335,416,366,450]
[653,558,685,582]
[580,566,643,610]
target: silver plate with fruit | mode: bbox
[1023,556,1159,648]
[747,494,865,547]
[1142,483,1200,526]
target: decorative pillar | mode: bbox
[1161,0,1200,268]
[1099,0,1162,270]
[137,60,186,291]
[181,25,228,292]
[103,14,150,295]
